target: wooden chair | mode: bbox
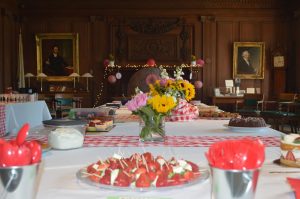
[235,94,264,117]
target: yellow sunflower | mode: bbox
[184,83,195,101]
[149,84,159,96]
[176,80,186,91]
[148,95,176,113]
[166,79,175,89]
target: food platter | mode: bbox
[223,124,270,133]
[76,152,209,192]
[76,167,209,191]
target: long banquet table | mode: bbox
[31,119,297,199]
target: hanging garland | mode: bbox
[93,57,205,107]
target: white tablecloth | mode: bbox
[33,120,296,199]
[5,101,52,135]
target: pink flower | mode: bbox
[126,93,148,111]
[196,59,205,67]
[103,59,109,67]
[160,79,168,87]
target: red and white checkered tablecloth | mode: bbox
[168,99,199,122]
[0,105,6,137]
[4,135,280,148]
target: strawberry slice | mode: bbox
[286,151,296,161]
[142,152,154,163]
[156,173,168,187]
[87,164,98,174]
[168,173,183,186]
[89,174,101,183]
[186,161,199,172]
[99,175,110,185]
[148,171,157,181]
[114,170,131,187]
[183,171,195,181]
[136,173,151,188]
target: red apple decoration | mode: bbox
[147,58,156,67]
[108,75,117,84]
[194,80,203,89]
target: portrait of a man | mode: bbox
[43,45,71,76]
[233,42,265,79]
[35,33,79,81]
[42,40,73,76]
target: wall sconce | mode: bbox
[81,73,93,92]
[25,73,34,87]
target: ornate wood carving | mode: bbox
[128,18,181,34]
[180,25,189,61]
[128,36,178,61]
[111,17,192,64]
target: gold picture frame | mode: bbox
[35,33,79,81]
[233,42,265,79]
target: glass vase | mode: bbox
[139,116,165,142]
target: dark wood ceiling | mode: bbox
[19,0,290,10]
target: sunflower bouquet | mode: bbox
[126,92,177,141]
[126,66,196,141]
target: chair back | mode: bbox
[243,94,264,107]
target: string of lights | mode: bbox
[94,63,204,106]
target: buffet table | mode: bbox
[31,120,296,199]
[3,101,52,135]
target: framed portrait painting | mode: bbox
[233,42,265,79]
[35,33,79,81]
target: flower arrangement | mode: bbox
[149,66,195,101]
[126,66,196,141]
[126,92,176,141]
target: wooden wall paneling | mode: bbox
[22,20,46,89]
[295,14,300,92]
[215,21,235,87]
[0,9,4,92]
[191,16,203,100]
[3,12,14,89]
[91,19,109,106]
[261,21,277,99]
[201,16,217,103]
[46,19,72,32]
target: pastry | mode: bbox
[280,134,300,167]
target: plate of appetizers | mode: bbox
[76,152,209,191]
[86,119,115,132]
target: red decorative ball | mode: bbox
[194,80,203,89]
[103,59,109,67]
[196,59,205,67]
[108,75,117,84]
[147,58,156,67]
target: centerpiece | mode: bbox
[126,66,197,141]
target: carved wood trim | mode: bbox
[127,18,182,34]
